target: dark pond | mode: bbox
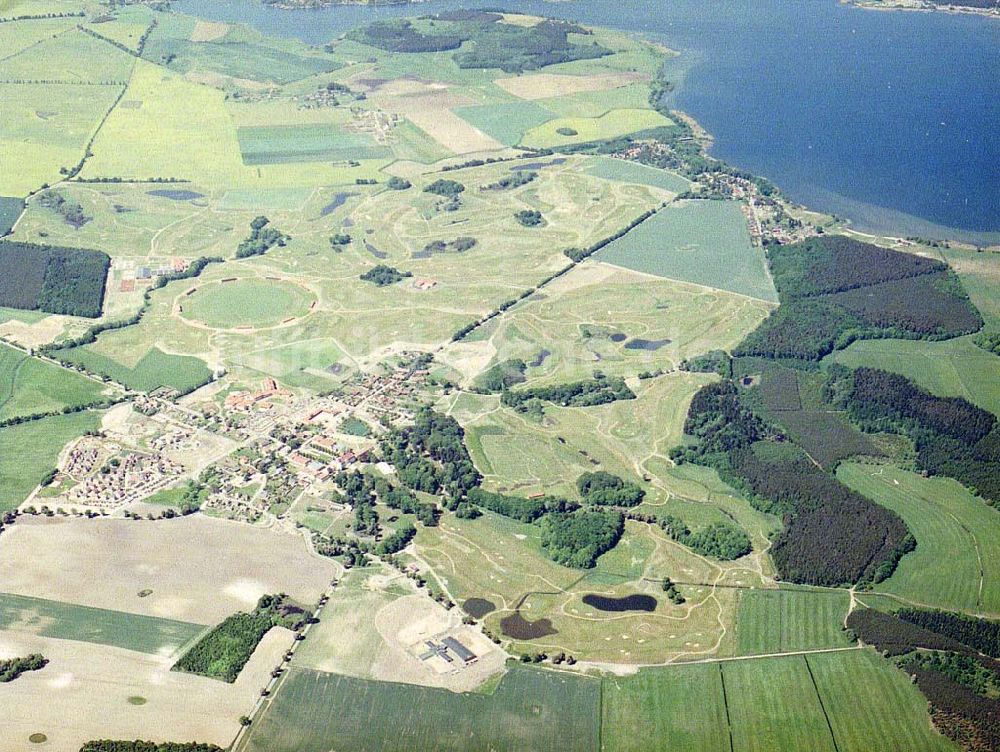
[624,338,671,351]
[320,192,357,216]
[528,349,550,368]
[462,597,496,619]
[147,189,204,201]
[511,158,567,171]
[500,612,558,640]
[364,242,387,259]
[609,333,627,343]
[582,593,658,612]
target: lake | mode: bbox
[174,0,1000,244]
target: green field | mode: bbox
[807,650,955,752]
[59,345,211,395]
[603,650,952,752]
[734,588,851,655]
[583,155,691,194]
[453,100,556,146]
[182,278,315,329]
[602,663,731,752]
[832,335,1000,416]
[0,410,102,510]
[0,343,105,421]
[237,124,391,166]
[0,25,135,83]
[0,592,205,656]
[597,200,778,302]
[521,108,672,149]
[243,665,602,752]
[230,338,350,389]
[838,462,1000,616]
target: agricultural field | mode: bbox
[0,410,102,511]
[0,341,107,421]
[521,108,673,149]
[839,462,1000,616]
[0,515,338,623]
[597,200,779,302]
[241,664,602,752]
[602,650,953,752]
[58,345,212,395]
[733,588,852,655]
[0,592,205,656]
[0,626,289,752]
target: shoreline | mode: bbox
[844,0,1000,20]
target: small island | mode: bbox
[846,0,999,19]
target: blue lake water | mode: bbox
[174,0,1000,243]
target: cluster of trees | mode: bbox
[0,653,47,682]
[347,18,464,53]
[337,471,379,536]
[661,577,685,604]
[501,374,635,409]
[421,236,477,255]
[376,522,416,556]
[514,209,543,227]
[658,515,751,560]
[681,349,731,377]
[423,179,465,197]
[381,407,481,501]
[904,652,1000,699]
[360,264,412,286]
[975,331,1000,355]
[481,171,537,191]
[474,358,527,393]
[387,176,411,190]
[36,189,90,228]
[0,240,110,318]
[576,471,645,507]
[907,662,1000,752]
[80,744,222,752]
[375,478,439,526]
[173,594,310,683]
[466,488,577,523]
[329,232,351,247]
[235,216,288,259]
[829,366,1000,503]
[539,509,624,568]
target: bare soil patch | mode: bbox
[495,72,647,100]
[190,20,229,42]
[0,516,336,624]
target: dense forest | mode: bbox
[173,594,311,682]
[0,240,109,317]
[736,236,982,360]
[540,509,624,568]
[348,11,611,73]
[501,374,635,409]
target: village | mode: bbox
[19,353,435,525]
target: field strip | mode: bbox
[595,260,781,305]
[673,645,863,667]
[804,655,842,752]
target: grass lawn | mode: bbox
[0,592,205,656]
[839,462,1000,616]
[182,278,314,329]
[0,343,106,421]
[0,410,102,510]
[734,588,851,655]
[597,200,778,302]
[832,335,1000,417]
[242,664,601,752]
